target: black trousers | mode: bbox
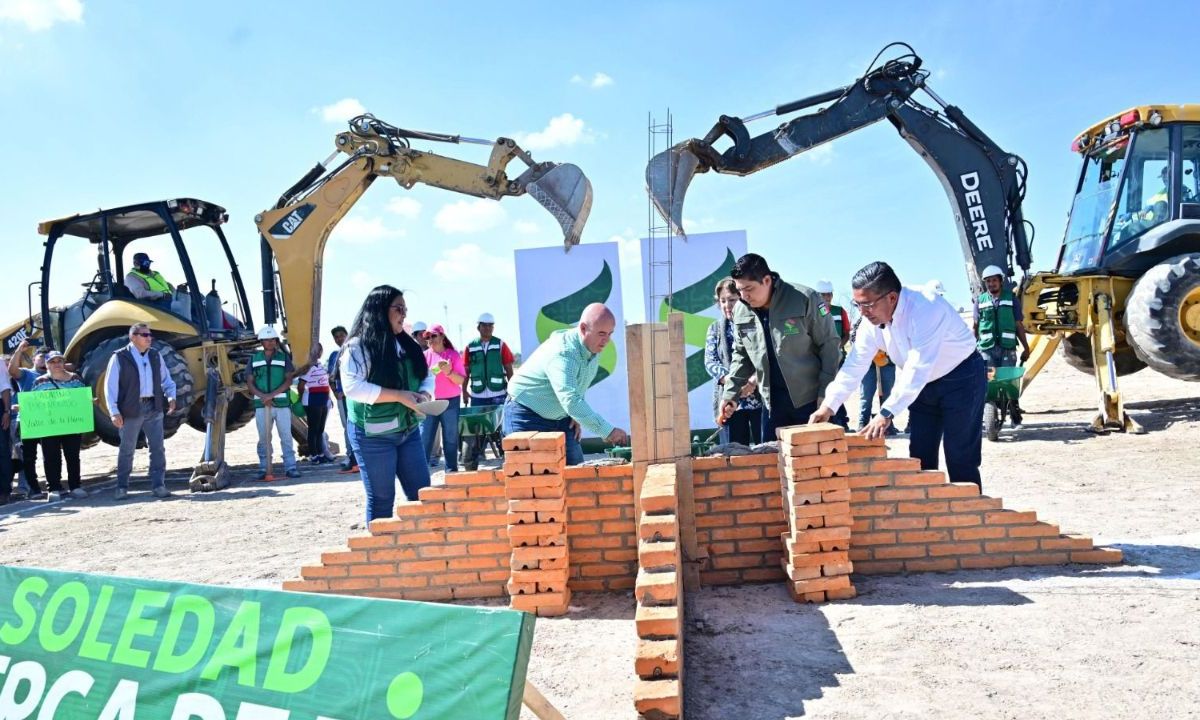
[41,434,82,492]
[725,408,764,445]
[764,400,818,440]
[305,399,329,457]
[21,438,41,494]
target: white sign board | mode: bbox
[514,242,629,436]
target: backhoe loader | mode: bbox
[646,42,1199,433]
[2,114,591,490]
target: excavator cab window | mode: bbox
[1059,137,1128,273]
[1181,125,1200,205]
[1109,127,1171,249]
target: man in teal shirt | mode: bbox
[503,303,629,465]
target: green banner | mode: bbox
[18,387,95,440]
[0,566,534,719]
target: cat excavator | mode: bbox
[4,114,591,491]
[647,42,1200,433]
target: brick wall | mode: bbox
[691,454,789,587]
[633,463,683,720]
[564,464,639,592]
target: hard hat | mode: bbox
[981,265,1005,280]
[412,321,428,333]
[478,312,495,324]
[256,325,281,341]
[133,252,152,267]
[928,279,946,296]
[814,279,834,294]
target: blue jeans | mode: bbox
[859,362,897,428]
[117,403,166,491]
[908,352,987,487]
[347,422,431,523]
[502,399,583,465]
[335,395,356,465]
[421,396,460,472]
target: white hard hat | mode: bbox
[928,279,946,296]
[814,279,834,294]
[478,312,495,324]
[412,321,428,333]
[256,325,281,341]
[981,265,1005,280]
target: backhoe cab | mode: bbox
[1021,105,1200,431]
[0,199,259,453]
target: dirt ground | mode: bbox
[1,354,1197,719]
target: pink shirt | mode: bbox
[424,347,465,400]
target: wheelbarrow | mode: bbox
[460,403,505,471]
[984,366,1024,442]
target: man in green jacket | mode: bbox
[718,254,842,438]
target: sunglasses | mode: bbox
[134,332,153,338]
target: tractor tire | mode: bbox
[1060,332,1146,376]
[983,402,1001,442]
[1125,252,1200,381]
[79,337,195,447]
[186,391,256,436]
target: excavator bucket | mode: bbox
[526,163,593,249]
[646,142,701,236]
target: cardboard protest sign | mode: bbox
[18,387,94,440]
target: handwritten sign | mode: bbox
[18,386,95,439]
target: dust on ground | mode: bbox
[1,354,1197,719]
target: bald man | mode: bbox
[503,303,629,464]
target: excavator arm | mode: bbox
[255,114,592,361]
[647,44,1032,293]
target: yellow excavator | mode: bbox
[1,114,591,489]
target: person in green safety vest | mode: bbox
[815,279,852,430]
[461,312,515,468]
[973,265,1031,427]
[124,252,175,310]
[249,325,318,479]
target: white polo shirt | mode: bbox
[822,287,978,416]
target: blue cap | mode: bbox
[133,252,152,266]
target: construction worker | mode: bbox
[124,252,174,309]
[250,326,316,479]
[973,265,1030,426]
[717,254,842,438]
[412,321,430,351]
[813,262,987,487]
[814,280,851,347]
[462,312,515,466]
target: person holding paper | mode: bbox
[31,351,88,501]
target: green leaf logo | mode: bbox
[536,260,616,385]
[657,249,737,391]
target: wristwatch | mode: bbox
[878,408,894,422]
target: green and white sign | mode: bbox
[18,387,95,440]
[0,566,534,719]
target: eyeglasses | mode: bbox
[134,332,153,338]
[852,293,892,312]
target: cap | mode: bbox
[426,324,447,337]
[133,252,152,266]
[478,312,495,324]
[256,325,282,341]
[44,350,64,361]
[814,279,834,294]
[412,321,428,333]
[980,265,1005,280]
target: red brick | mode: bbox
[446,528,498,543]
[466,513,509,527]
[571,507,622,522]
[903,558,958,572]
[874,487,928,502]
[321,550,369,565]
[469,542,514,556]
[852,560,905,574]
[502,432,537,451]
[417,544,468,558]
[378,575,430,589]
[693,484,728,500]
[368,547,418,562]
[740,510,790,525]
[1007,523,1060,538]
[928,514,982,528]
[892,470,948,486]
[641,516,678,541]
[415,515,468,530]
[852,531,897,546]
[984,539,1039,553]
[960,555,1013,569]
[787,478,848,494]
[850,519,872,533]
[949,498,1003,512]
[346,535,395,550]
[742,567,787,582]
[692,457,728,471]
[634,679,680,718]
[635,570,678,605]
[636,604,680,637]
[897,501,950,514]
[452,585,506,600]
[710,497,764,513]
[573,535,623,549]
[635,638,680,679]
[709,468,761,483]
[853,502,896,517]
[1040,535,1093,551]
[867,458,922,473]
[818,439,849,455]
[985,510,1039,525]
[730,454,779,467]
[348,563,398,577]
[699,570,741,586]
[601,520,636,535]
[821,488,852,503]
[1071,548,1122,564]
[595,464,633,478]
[898,530,950,544]
[1013,552,1070,566]
[467,484,506,498]
[564,466,598,479]
[778,424,843,444]
[443,471,498,486]
[417,486,468,501]
[847,474,891,489]
[328,577,380,591]
[731,480,781,497]
[875,516,926,530]
[826,586,858,600]
[282,579,329,593]
[873,545,926,560]
[713,554,767,570]
[300,565,348,579]
[367,518,418,534]
[927,483,981,499]
[952,526,1006,541]
[791,574,852,593]
[711,526,766,541]
[928,542,982,557]
[847,548,871,562]
[395,559,447,574]
[639,541,678,569]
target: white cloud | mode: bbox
[432,243,513,282]
[331,215,405,246]
[0,0,82,31]
[434,199,507,234]
[315,98,366,124]
[609,231,641,269]
[514,113,592,151]
[681,216,717,234]
[570,72,614,89]
[513,220,541,235]
[386,196,421,219]
[803,142,835,166]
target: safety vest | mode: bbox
[131,269,171,293]
[346,349,421,436]
[829,304,846,340]
[250,349,292,408]
[977,289,1018,350]
[467,337,507,394]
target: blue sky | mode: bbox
[1,0,1196,354]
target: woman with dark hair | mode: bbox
[340,285,435,522]
[704,278,763,445]
[31,351,89,500]
[421,324,465,472]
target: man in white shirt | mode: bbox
[811,262,987,486]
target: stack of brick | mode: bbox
[633,463,682,720]
[776,424,857,603]
[503,431,571,617]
